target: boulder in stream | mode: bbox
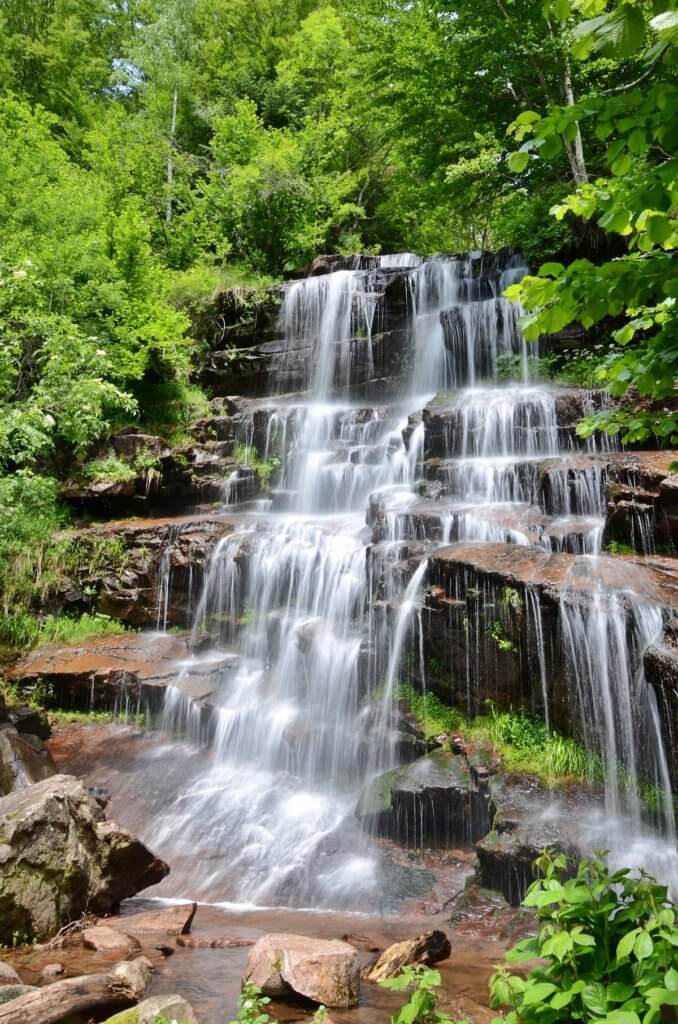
[243,933,360,1008]
[0,774,169,944]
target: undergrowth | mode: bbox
[398,684,603,786]
[234,445,280,488]
[0,610,128,653]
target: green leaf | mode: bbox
[538,262,565,277]
[583,982,608,1015]
[522,982,558,1007]
[507,150,530,172]
[608,983,635,1002]
[611,153,632,177]
[634,931,654,960]
[650,10,678,41]
[665,969,678,992]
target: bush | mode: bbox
[381,966,456,1024]
[490,852,678,1024]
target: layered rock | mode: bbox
[0,774,168,942]
[356,749,491,847]
[7,632,229,713]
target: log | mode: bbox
[364,930,451,983]
[0,958,150,1024]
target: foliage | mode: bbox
[399,685,601,786]
[228,983,273,1024]
[398,684,465,740]
[490,852,678,1024]
[505,0,678,444]
[0,611,127,653]
[380,966,456,1024]
[234,445,280,488]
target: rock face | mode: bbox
[0,775,168,943]
[421,543,678,735]
[474,775,592,905]
[0,723,56,795]
[355,749,491,847]
[243,933,360,1008]
[7,632,225,713]
[365,931,451,983]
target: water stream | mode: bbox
[126,252,676,908]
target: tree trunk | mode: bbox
[561,58,588,185]
[166,86,178,223]
[0,965,148,1024]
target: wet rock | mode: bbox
[103,992,199,1023]
[102,902,197,936]
[644,641,678,789]
[82,926,142,955]
[7,706,51,741]
[0,724,56,795]
[0,774,169,943]
[365,930,451,982]
[355,749,491,847]
[475,775,589,905]
[423,542,678,728]
[0,963,21,986]
[7,632,221,713]
[605,451,678,550]
[243,933,360,1008]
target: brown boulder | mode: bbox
[364,931,451,983]
[243,933,360,1008]
[0,775,169,944]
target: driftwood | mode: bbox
[0,958,150,1024]
[364,930,451,983]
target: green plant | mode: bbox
[234,445,280,488]
[489,621,516,654]
[380,966,457,1024]
[606,540,636,556]
[228,983,273,1024]
[399,683,464,740]
[81,455,136,484]
[490,851,678,1024]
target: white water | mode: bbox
[140,250,676,908]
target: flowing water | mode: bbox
[126,251,677,908]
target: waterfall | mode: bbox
[139,247,676,909]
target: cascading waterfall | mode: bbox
[142,248,676,909]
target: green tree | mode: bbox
[505,0,678,443]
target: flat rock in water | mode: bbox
[365,930,451,982]
[82,925,141,955]
[104,902,197,936]
[243,933,360,1008]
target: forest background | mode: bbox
[0,0,675,650]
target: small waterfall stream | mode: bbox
[133,251,677,908]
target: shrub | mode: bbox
[380,966,456,1024]
[490,852,678,1024]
